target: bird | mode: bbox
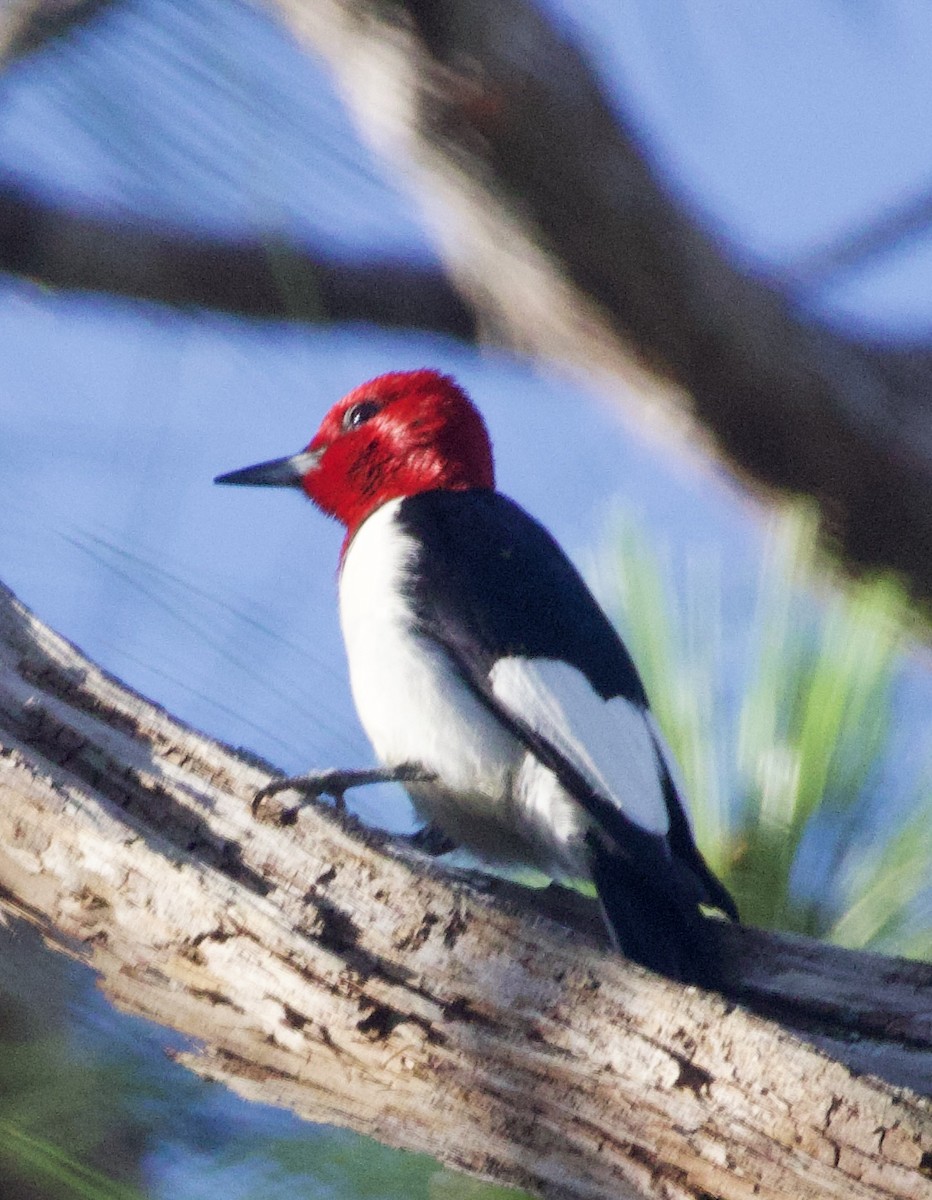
[215,368,737,982]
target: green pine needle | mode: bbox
[598,503,929,954]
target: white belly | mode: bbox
[339,501,589,875]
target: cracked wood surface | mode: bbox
[0,579,931,1200]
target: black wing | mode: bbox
[397,488,647,704]
[397,490,736,979]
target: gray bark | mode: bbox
[0,179,474,338]
[1,579,931,1199]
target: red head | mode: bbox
[215,370,495,537]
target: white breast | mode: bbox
[339,501,518,807]
[338,502,634,879]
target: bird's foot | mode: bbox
[253,764,436,816]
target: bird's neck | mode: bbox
[337,480,490,561]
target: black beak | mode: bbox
[214,448,321,488]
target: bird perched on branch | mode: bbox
[216,369,737,981]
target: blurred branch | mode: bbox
[4,0,932,604]
[271,0,932,605]
[787,182,932,285]
[0,0,115,62]
[2,581,932,1200]
[0,178,475,336]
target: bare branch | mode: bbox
[1,580,930,1199]
[787,184,932,286]
[0,0,115,63]
[270,0,932,603]
[0,179,475,337]
[4,1,932,601]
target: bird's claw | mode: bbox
[252,764,437,818]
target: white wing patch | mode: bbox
[489,657,670,835]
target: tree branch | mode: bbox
[0,580,930,1199]
[269,0,932,604]
[787,185,932,287]
[0,0,114,62]
[4,1,932,601]
[0,178,475,337]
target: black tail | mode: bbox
[587,830,729,985]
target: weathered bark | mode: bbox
[1,581,931,1200]
[268,0,932,604]
[0,179,475,338]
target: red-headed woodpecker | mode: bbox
[216,369,737,981]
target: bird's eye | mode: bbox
[342,400,381,431]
